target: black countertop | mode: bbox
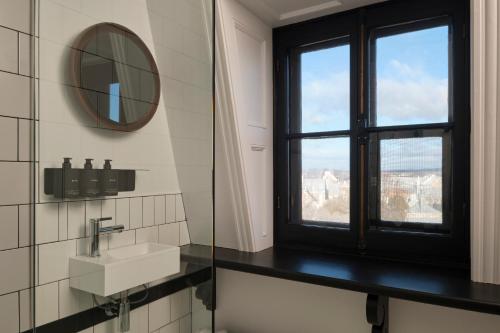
[215,246,500,315]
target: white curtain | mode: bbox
[471,0,500,283]
[109,32,136,122]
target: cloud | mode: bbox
[301,59,448,130]
[301,71,350,131]
[388,59,425,78]
[377,60,448,124]
[301,138,350,171]
[300,59,447,170]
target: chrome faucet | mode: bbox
[89,217,125,257]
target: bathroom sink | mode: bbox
[69,243,180,296]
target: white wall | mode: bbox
[148,0,214,246]
[215,0,274,252]
[216,269,500,333]
[215,119,240,249]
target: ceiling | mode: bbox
[236,0,386,26]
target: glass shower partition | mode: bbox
[33,0,214,332]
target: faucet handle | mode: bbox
[90,217,113,224]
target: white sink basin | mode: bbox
[69,243,180,296]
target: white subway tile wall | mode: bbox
[58,278,93,319]
[38,239,77,284]
[58,202,68,240]
[0,206,19,251]
[149,297,171,331]
[0,247,31,295]
[171,289,191,322]
[137,225,160,244]
[0,0,31,33]
[166,194,176,223]
[116,198,131,230]
[2,197,191,330]
[18,32,31,76]
[0,71,31,118]
[0,116,18,160]
[0,162,30,205]
[130,197,144,229]
[35,281,59,326]
[68,201,86,239]
[143,197,156,227]
[18,205,31,247]
[180,222,191,246]
[159,223,180,246]
[0,26,19,73]
[0,292,20,333]
[0,0,208,331]
[101,199,116,224]
[19,288,33,332]
[35,202,59,244]
[155,195,167,225]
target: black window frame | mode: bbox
[274,0,470,266]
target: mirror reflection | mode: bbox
[72,23,160,131]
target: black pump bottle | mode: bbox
[57,157,80,198]
[101,159,119,196]
[81,158,100,196]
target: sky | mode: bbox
[300,25,449,171]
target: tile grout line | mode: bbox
[17,205,21,249]
[17,31,20,75]
[17,118,20,162]
[18,290,21,333]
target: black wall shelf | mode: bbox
[44,168,135,198]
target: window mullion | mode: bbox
[355,18,369,251]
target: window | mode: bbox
[291,41,351,226]
[274,0,469,265]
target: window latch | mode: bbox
[357,117,368,129]
[358,135,369,145]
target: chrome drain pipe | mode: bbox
[118,291,130,332]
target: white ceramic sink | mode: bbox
[69,243,180,296]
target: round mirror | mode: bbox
[71,23,160,131]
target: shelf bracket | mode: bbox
[366,294,389,333]
[192,280,214,311]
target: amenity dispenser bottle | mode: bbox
[101,159,119,196]
[81,158,100,196]
[58,157,80,198]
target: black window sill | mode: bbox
[215,246,500,315]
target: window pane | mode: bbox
[300,44,350,133]
[374,25,449,126]
[297,138,350,223]
[380,137,442,223]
